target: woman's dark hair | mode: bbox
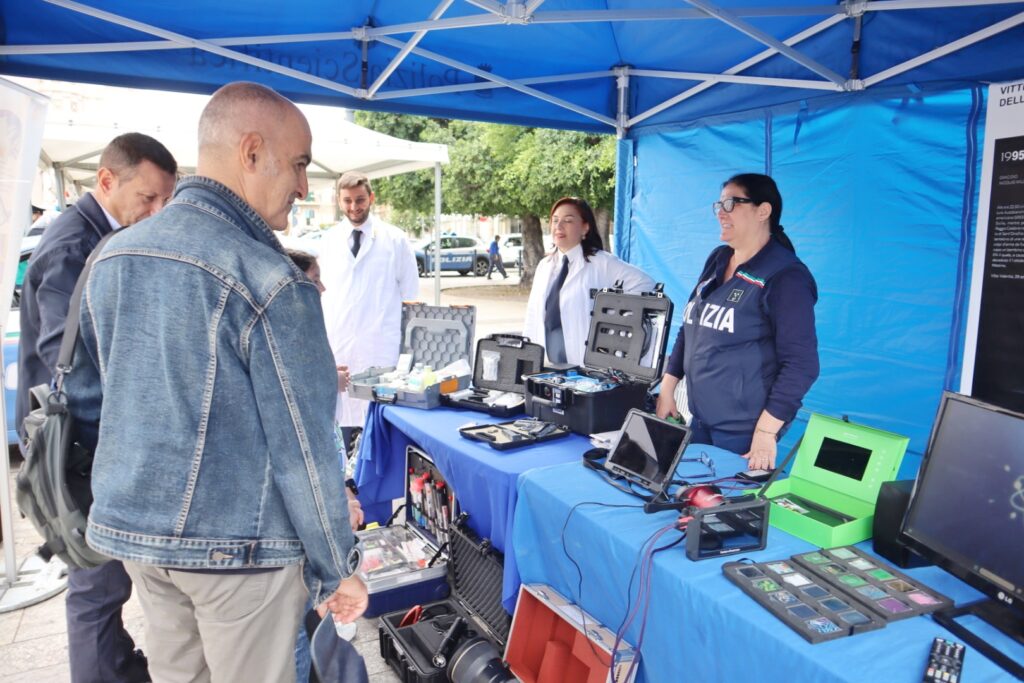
[550,196,604,259]
[285,248,318,274]
[724,173,795,253]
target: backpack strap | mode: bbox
[54,231,117,393]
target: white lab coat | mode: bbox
[319,215,420,426]
[524,245,655,365]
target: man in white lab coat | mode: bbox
[319,171,419,431]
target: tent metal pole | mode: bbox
[58,147,105,168]
[629,14,845,127]
[433,163,442,306]
[683,0,848,86]
[0,366,16,585]
[526,0,548,13]
[629,68,842,90]
[464,0,504,14]
[367,0,455,99]
[53,163,66,208]
[867,0,1024,11]
[615,67,630,138]
[374,36,617,128]
[375,71,612,99]
[41,0,360,97]
[529,7,841,22]
[864,10,1024,87]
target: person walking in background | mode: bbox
[17,131,177,683]
[655,173,819,470]
[318,172,418,444]
[524,196,654,365]
[486,235,507,279]
[66,82,366,683]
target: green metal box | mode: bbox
[766,414,909,547]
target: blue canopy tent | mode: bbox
[2,0,1023,470]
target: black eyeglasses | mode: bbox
[678,451,716,479]
[713,197,754,215]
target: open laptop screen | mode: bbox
[605,410,691,492]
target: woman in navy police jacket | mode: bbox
[656,174,819,470]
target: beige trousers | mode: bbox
[124,562,307,683]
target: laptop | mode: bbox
[604,409,692,495]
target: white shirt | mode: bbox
[319,214,419,426]
[98,201,123,231]
[524,245,655,366]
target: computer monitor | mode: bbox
[604,410,691,494]
[900,391,1024,677]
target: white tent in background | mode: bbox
[12,78,448,203]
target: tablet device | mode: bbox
[604,409,692,493]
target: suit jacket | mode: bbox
[16,193,113,440]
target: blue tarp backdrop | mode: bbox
[617,84,985,472]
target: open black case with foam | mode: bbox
[441,334,544,417]
[356,446,455,618]
[378,517,511,683]
[524,284,673,435]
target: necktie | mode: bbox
[544,256,571,363]
[351,229,362,258]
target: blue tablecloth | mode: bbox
[353,404,589,612]
[512,451,1023,683]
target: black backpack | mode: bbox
[15,234,112,569]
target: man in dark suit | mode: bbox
[17,132,176,683]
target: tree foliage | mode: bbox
[353,110,616,285]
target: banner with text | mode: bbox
[961,80,1024,412]
[0,78,48,332]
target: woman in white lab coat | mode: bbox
[524,197,655,365]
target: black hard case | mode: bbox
[458,420,571,450]
[357,446,454,618]
[378,520,510,683]
[441,334,544,417]
[524,286,673,435]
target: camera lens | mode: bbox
[447,636,514,683]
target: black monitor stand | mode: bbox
[932,599,1024,679]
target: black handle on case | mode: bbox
[494,334,526,349]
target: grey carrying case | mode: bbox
[441,334,543,417]
[15,233,114,569]
[350,303,476,409]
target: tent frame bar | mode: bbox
[864,9,1024,86]
[629,68,843,91]
[683,0,847,86]
[366,0,455,98]
[11,0,1023,57]
[27,0,1024,132]
[373,34,617,126]
[628,14,846,126]
[43,0,361,98]
[375,70,612,100]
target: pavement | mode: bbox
[0,275,528,682]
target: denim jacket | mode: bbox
[66,176,359,604]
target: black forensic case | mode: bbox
[441,334,544,417]
[524,285,673,435]
[378,519,511,683]
[356,446,455,618]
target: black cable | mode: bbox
[612,526,684,683]
[560,500,647,670]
